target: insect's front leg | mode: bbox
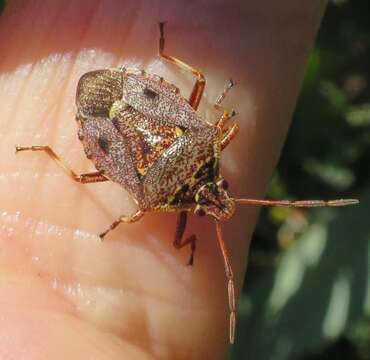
[221,124,240,151]
[173,211,197,266]
[99,209,144,240]
[15,145,108,183]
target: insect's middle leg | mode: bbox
[174,211,197,266]
[99,209,144,240]
[159,22,205,110]
[15,145,108,183]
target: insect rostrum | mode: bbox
[15,22,359,345]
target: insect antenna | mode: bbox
[234,198,359,207]
[215,221,236,344]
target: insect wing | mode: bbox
[76,69,123,117]
[122,71,207,130]
[78,115,146,207]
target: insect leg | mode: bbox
[99,209,144,240]
[221,124,240,150]
[159,22,205,110]
[173,211,197,266]
[215,221,236,344]
[214,79,237,129]
[15,145,108,183]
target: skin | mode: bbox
[0,1,327,359]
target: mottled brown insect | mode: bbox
[16,23,359,344]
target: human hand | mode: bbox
[0,1,327,358]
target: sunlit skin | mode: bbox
[0,1,329,359]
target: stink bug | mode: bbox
[15,23,359,344]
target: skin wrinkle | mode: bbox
[0,206,232,359]
[2,64,35,136]
[56,281,214,351]
[36,56,72,134]
[32,4,91,135]
[44,2,111,222]
[0,211,210,313]
[0,1,327,359]
[0,274,76,316]
[28,58,70,147]
[0,307,156,360]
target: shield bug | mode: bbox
[15,23,359,344]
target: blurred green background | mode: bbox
[0,0,368,358]
[232,1,370,359]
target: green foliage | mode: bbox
[0,0,5,14]
[233,192,370,359]
[234,1,370,358]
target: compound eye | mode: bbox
[219,179,229,190]
[195,207,206,217]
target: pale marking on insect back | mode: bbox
[109,100,128,119]
[175,127,183,137]
[136,126,163,145]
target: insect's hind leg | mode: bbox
[159,22,205,110]
[99,209,144,240]
[174,211,197,266]
[215,79,237,129]
[15,145,108,183]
